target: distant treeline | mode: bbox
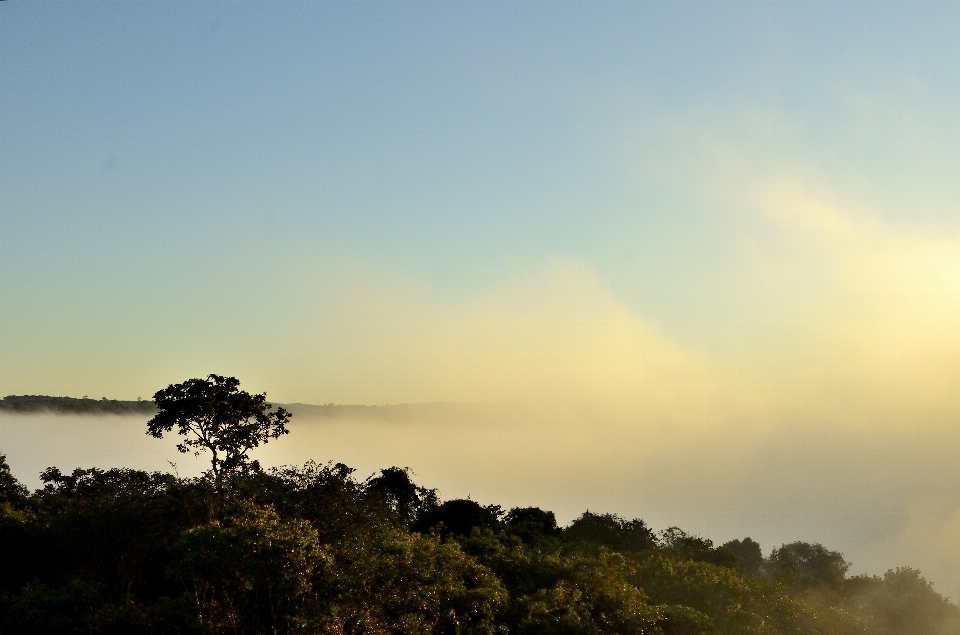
[0,395,157,415]
[0,395,470,420]
[283,401,480,421]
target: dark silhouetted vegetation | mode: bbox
[0,395,157,415]
[147,375,291,486]
[1,377,958,634]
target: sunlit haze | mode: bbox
[2,1,960,598]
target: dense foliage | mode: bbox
[1,451,958,635]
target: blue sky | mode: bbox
[4,1,960,400]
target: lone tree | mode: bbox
[147,374,291,484]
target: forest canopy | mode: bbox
[1,377,958,634]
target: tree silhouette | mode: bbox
[565,511,655,553]
[147,374,290,485]
[0,453,27,504]
[722,537,764,576]
[366,466,438,525]
[767,541,850,589]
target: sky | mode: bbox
[3,0,960,596]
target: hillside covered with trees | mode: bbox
[1,376,957,634]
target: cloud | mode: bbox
[283,258,763,431]
[298,92,960,434]
[605,97,960,594]
[618,92,960,427]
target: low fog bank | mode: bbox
[2,405,959,599]
[1,413,209,484]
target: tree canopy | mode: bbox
[2,455,958,635]
[2,377,958,634]
[147,374,291,484]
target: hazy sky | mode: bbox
[3,0,960,596]
[4,0,960,403]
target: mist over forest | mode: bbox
[3,393,959,634]
[4,396,960,604]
